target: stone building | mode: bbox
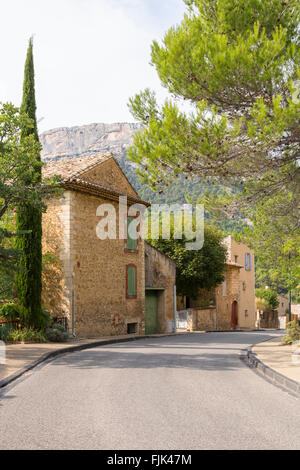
[278,295,289,317]
[256,309,279,329]
[216,236,256,329]
[42,153,150,338]
[176,235,256,330]
[144,242,176,334]
[276,294,289,329]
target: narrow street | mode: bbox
[0,332,299,450]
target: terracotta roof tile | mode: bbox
[42,153,112,180]
[42,153,151,207]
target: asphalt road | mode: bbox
[0,331,300,450]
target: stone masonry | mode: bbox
[145,242,176,333]
[42,154,149,338]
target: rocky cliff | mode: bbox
[40,122,142,162]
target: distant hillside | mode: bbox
[40,122,142,161]
[40,122,244,233]
[40,122,207,202]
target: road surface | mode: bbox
[0,331,300,450]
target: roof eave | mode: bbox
[61,180,151,207]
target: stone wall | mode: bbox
[259,310,279,329]
[277,295,289,316]
[42,189,145,338]
[42,192,74,323]
[184,307,217,331]
[215,265,240,330]
[72,191,145,337]
[82,157,138,197]
[145,243,176,333]
[222,236,256,329]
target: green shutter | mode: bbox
[127,266,136,297]
[127,217,137,251]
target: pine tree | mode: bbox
[15,38,42,328]
[128,0,300,209]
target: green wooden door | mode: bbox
[145,291,158,334]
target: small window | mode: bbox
[245,253,251,271]
[126,217,138,251]
[243,281,246,291]
[127,322,138,334]
[222,280,226,297]
[245,310,248,317]
[234,255,238,263]
[126,265,137,298]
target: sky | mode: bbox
[0,0,187,133]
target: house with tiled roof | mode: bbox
[176,236,256,331]
[42,153,153,337]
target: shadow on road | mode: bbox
[52,331,278,372]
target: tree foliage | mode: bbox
[0,102,44,299]
[0,102,59,300]
[128,0,300,212]
[255,287,280,311]
[15,38,43,328]
[238,188,300,294]
[149,226,227,298]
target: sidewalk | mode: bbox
[252,336,300,383]
[0,333,179,388]
[248,336,300,395]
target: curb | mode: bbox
[243,344,300,398]
[0,332,184,391]
[205,329,268,333]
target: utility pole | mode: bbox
[215,290,219,331]
[174,284,177,334]
[289,289,292,323]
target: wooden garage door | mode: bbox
[145,291,158,334]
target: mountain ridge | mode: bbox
[39,122,244,233]
[40,122,142,162]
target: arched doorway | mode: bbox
[231,301,238,330]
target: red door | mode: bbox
[231,301,238,330]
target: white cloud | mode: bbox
[0,0,186,132]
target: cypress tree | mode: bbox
[15,37,42,328]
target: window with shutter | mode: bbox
[126,265,137,298]
[245,253,248,270]
[126,217,138,251]
[222,279,226,297]
[245,253,251,271]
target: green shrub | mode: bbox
[0,302,29,325]
[281,322,300,345]
[7,328,46,343]
[0,304,51,331]
[196,299,211,308]
[0,303,20,321]
[0,323,12,341]
[45,323,69,343]
[37,309,51,331]
[0,325,46,343]
[255,288,279,311]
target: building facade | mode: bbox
[42,153,149,338]
[176,235,256,330]
[144,242,176,334]
[218,236,256,329]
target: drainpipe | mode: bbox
[71,288,76,337]
[174,284,177,334]
[216,291,219,331]
[289,289,292,324]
